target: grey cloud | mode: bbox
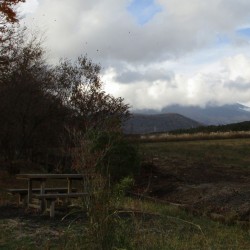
[104,53,250,109]
[225,79,250,91]
[21,1,250,109]
[115,69,174,84]
[26,0,250,64]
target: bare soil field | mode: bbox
[139,139,250,224]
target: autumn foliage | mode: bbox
[0,0,25,23]
[0,0,25,69]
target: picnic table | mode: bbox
[9,174,87,217]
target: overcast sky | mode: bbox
[19,0,250,110]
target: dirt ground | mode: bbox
[0,157,249,225]
[138,157,250,223]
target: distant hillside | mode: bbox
[123,113,201,134]
[170,120,250,135]
[134,103,250,125]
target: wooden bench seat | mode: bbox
[7,188,78,194]
[34,192,87,199]
[34,192,88,217]
[7,188,78,206]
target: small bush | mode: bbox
[88,130,140,182]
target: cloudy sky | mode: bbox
[19,0,250,110]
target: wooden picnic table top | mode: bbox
[16,174,84,180]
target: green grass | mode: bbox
[0,199,249,249]
[140,138,250,168]
[120,199,250,250]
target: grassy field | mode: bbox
[0,137,250,249]
[140,138,250,169]
[0,199,249,249]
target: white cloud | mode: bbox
[103,54,250,109]
[20,0,250,109]
[18,0,39,14]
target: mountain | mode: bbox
[123,113,201,134]
[134,103,250,125]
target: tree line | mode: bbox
[169,121,250,135]
[0,3,139,180]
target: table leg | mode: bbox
[67,178,72,193]
[66,178,72,204]
[40,180,45,194]
[40,180,46,211]
[28,179,32,204]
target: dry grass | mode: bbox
[140,137,250,168]
[139,130,250,142]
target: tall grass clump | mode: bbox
[68,129,140,249]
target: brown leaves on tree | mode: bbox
[0,1,26,68]
[0,0,25,23]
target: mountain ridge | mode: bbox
[123,113,202,134]
[133,103,250,125]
